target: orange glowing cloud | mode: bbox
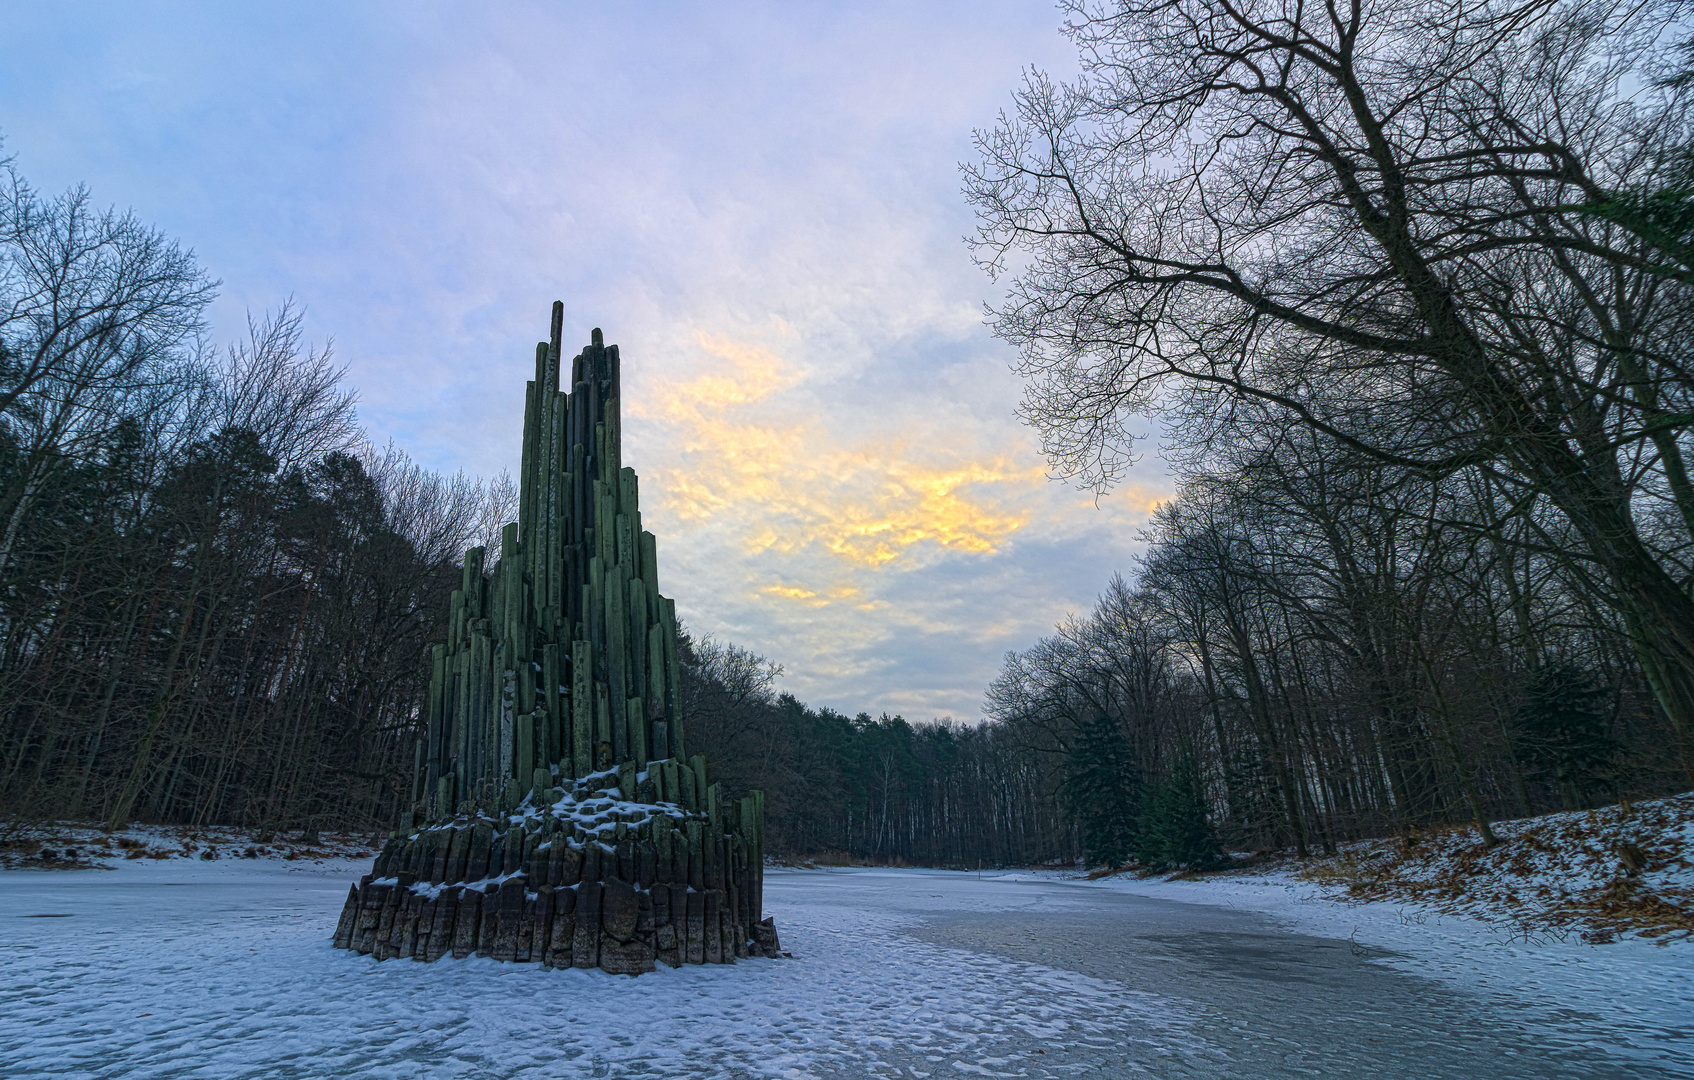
[635,331,1046,575]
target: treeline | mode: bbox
[945,0,1694,865]
[985,459,1690,866]
[0,154,512,830]
[676,637,1074,865]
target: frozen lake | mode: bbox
[1,859,1687,1078]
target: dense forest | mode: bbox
[956,0,1694,866]
[0,153,512,831]
[6,0,1694,869]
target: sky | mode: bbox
[0,2,1174,722]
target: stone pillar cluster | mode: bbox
[425,303,683,809]
[332,306,776,974]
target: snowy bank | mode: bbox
[0,820,380,870]
[1279,792,1694,941]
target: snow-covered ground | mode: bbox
[3,853,1690,1078]
[1253,793,1694,941]
[2,857,1207,1079]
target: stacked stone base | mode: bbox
[332,774,775,974]
[333,872,779,974]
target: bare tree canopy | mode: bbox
[966,0,1694,763]
[0,150,218,585]
[0,152,216,421]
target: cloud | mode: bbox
[0,1,1177,720]
[637,329,1045,573]
[621,318,1174,719]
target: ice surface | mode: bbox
[1047,864,1694,1075]
[2,858,1688,1078]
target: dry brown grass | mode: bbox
[1278,795,1694,941]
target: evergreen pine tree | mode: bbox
[1136,751,1220,870]
[1062,710,1140,868]
[1517,664,1621,809]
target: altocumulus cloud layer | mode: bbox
[1,1,1173,720]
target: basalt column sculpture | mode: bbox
[332,304,779,974]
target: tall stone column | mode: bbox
[334,306,778,974]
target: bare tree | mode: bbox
[214,303,357,471]
[967,0,1694,770]
[0,153,216,580]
